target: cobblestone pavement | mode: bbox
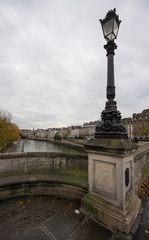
[0,196,112,240]
[134,196,149,240]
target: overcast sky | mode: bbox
[0,0,149,129]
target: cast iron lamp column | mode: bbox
[95,8,128,139]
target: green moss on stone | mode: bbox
[59,168,87,178]
[141,166,149,181]
[0,167,88,189]
[81,194,98,218]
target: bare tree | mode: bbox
[0,109,12,123]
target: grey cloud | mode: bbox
[0,0,149,128]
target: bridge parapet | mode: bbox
[0,152,88,200]
[134,143,149,192]
[0,147,148,200]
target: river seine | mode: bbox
[14,139,82,154]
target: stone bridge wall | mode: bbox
[134,143,149,192]
[0,145,149,200]
[0,152,88,200]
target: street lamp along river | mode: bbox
[82,9,140,236]
[95,8,128,139]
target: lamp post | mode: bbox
[95,8,128,139]
[82,10,141,235]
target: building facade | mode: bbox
[34,129,48,138]
[122,118,133,139]
[132,109,149,138]
[20,109,149,141]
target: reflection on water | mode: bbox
[21,139,81,154]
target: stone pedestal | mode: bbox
[81,138,141,234]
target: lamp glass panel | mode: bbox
[106,32,115,41]
[113,20,119,37]
[103,19,113,38]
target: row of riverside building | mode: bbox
[20,121,99,140]
[21,109,149,140]
[122,109,149,139]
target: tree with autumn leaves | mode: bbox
[0,110,20,151]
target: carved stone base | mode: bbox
[95,100,128,139]
[81,193,141,234]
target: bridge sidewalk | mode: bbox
[134,196,149,240]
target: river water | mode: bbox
[14,139,82,154]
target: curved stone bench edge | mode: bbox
[0,179,88,190]
[0,180,88,201]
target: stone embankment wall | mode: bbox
[0,152,88,200]
[134,143,149,192]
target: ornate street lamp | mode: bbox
[95,8,128,139]
[82,9,140,235]
[100,8,121,42]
